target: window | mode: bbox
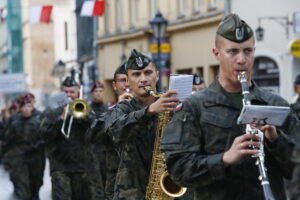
[151,0,157,19]
[178,0,185,17]
[177,68,192,74]
[130,0,137,27]
[194,0,200,12]
[209,65,219,83]
[253,57,280,94]
[116,0,123,31]
[208,0,217,10]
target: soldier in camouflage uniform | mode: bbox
[105,63,132,200]
[161,14,298,200]
[4,97,45,200]
[41,76,93,200]
[106,49,179,199]
[87,81,108,200]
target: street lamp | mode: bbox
[149,11,168,92]
[255,15,293,41]
[52,60,66,84]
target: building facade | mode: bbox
[230,0,300,102]
[97,0,225,102]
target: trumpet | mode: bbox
[61,86,90,139]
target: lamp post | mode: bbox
[150,11,168,92]
[52,60,66,85]
[255,15,293,41]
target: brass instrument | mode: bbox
[61,86,90,138]
[144,86,187,200]
[238,72,275,200]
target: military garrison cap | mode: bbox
[295,74,300,84]
[115,62,127,75]
[217,13,253,43]
[62,76,78,87]
[126,49,152,70]
[193,74,204,85]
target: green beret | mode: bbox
[217,14,253,43]
[62,76,78,87]
[114,62,127,75]
[126,49,152,70]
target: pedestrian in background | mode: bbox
[3,97,45,200]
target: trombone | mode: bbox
[61,86,90,139]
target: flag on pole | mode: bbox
[29,5,53,24]
[80,0,105,17]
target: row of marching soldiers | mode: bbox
[1,13,300,200]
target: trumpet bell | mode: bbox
[69,99,90,118]
[160,171,187,198]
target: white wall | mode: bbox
[52,0,77,69]
[231,0,300,102]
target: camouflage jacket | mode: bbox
[290,148,300,200]
[291,101,300,120]
[106,97,157,200]
[40,106,92,173]
[90,101,108,116]
[4,113,43,158]
[161,79,298,200]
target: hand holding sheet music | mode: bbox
[168,74,193,102]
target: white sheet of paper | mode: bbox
[237,105,290,126]
[169,74,193,102]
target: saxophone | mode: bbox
[144,86,187,200]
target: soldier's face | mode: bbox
[91,88,104,102]
[62,86,80,100]
[21,103,34,117]
[213,36,255,84]
[113,74,130,96]
[127,63,159,97]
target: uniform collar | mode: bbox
[204,78,269,109]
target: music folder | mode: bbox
[237,105,290,126]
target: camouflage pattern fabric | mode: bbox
[4,113,45,200]
[290,148,300,200]
[106,97,158,200]
[51,171,92,200]
[291,101,300,120]
[40,106,93,199]
[87,102,109,200]
[161,79,298,200]
[104,107,121,200]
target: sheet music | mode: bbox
[237,105,290,126]
[169,74,193,102]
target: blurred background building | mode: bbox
[0,0,299,109]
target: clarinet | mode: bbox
[238,72,275,200]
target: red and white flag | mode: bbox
[80,0,105,17]
[29,5,53,24]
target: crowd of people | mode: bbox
[0,13,300,200]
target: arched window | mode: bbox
[252,56,280,94]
